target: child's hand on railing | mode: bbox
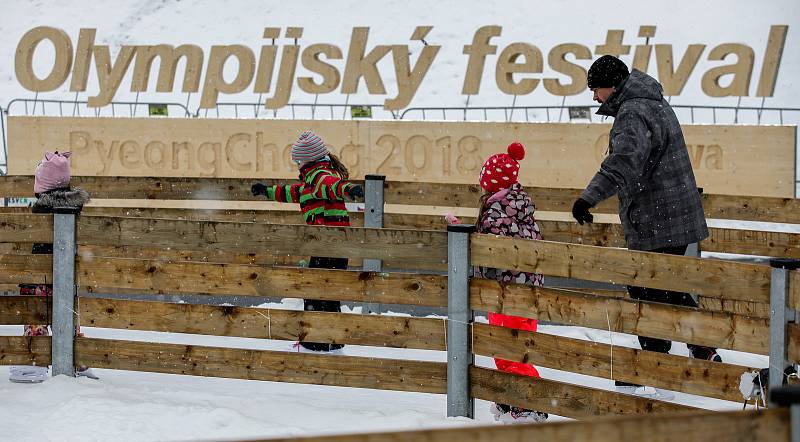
[251,183,268,197]
[444,213,460,225]
[346,185,364,201]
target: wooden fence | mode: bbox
[245,408,792,442]
[0,208,798,421]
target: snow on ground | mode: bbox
[0,297,766,442]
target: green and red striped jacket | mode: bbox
[262,161,354,226]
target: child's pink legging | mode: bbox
[488,312,540,377]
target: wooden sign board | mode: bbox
[7,116,795,198]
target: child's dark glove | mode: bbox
[571,198,594,225]
[346,185,365,200]
[251,183,268,196]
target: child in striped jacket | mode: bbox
[251,130,363,352]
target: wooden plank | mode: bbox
[0,336,51,366]
[77,258,447,306]
[79,243,312,267]
[702,194,800,224]
[0,296,50,325]
[0,254,53,285]
[571,287,771,319]
[791,271,800,311]
[77,216,448,271]
[697,296,771,319]
[472,323,753,403]
[703,227,800,258]
[0,214,53,243]
[79,298,446,350]
[0,242,36,255]
[470,280,769,355]
[790,323,800,364]
[470,366,696,418]
[73,206,800,259]
[471,235,771,302]
[4,174,798,222]
[0,175,306,200]
[75,337,446,393]
[254,408,789,442]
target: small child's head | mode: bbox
[291,130,350,179]
[291,130,329,167]
[478,142,525,193]
[34,151,71,194]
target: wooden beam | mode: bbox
[571,287,771,319]
[791,271,800,311]
[702,227,800,258]
[0,175,311,201]
[3,176,797,223]
[0,336,51,365]
[77,258,447,306]
[79,243,312,267]
[79,298,446,350]
[250,408,789,442]
[74,208,800,260]
[75,337,446,393]
[472,323,753,403]
[790,323,800,364]
[697,297,771,319]
[77,216,448,271]
[701,193,800,224]
[0,214,52,243]
[0,254,52,285]
[470,280,769,355]
[0,296,50,325]
[470,366,696,418]
[471,235,771,302]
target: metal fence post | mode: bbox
[769,258,800,404]
[51,208,78,377]
[447,224,475,418]
[362,174,385,314]
[770,386,800,442]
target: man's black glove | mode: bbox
[346,185,364,200]
[251,183,268,196]
[572,198,594,225]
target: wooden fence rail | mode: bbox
[470,366,697,417]
[75,337,447,394]
[247,408,789,442]
[0,296,49,325]
[79,298,446,351]
[76,216,449,271]
[470,280,769,355]
[0,336,51,366]
[472,323,753,402]
[1,176,798,224]
[0,254,52,285]
[471,234,773,302]
[76,258,448,306]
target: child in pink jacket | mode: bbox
[447,142,547,423]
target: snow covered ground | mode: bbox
[0,298,766,442]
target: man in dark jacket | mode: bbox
[571,56,720,370]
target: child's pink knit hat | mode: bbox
[34,151,71,194]
[479,142,525,193]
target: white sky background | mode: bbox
[0,0,797,110]
[0,0,797,187]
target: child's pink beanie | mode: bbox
[34,151,71,194]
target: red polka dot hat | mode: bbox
[479,142,525,193]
